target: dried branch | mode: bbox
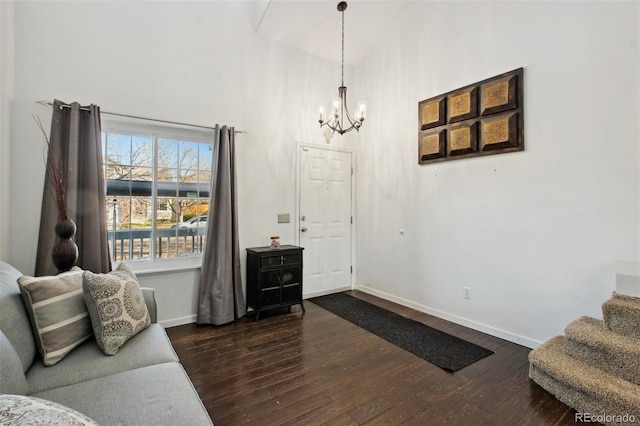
[34,115,68,220]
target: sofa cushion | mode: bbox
[26,323,178,394]
[0,330,30,395]
[83,264,151,355]
[18,268,93,366]
[0,262,37,372]
[33,362,213,426]
[0,394,99,425]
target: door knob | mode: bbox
[301,227,308,232]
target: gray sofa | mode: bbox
[0,261,213,425]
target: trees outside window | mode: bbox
[102,123,213,261]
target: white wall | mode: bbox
[138,269,201,327]
[0,0,15,263]
[8,1,354,324]
[354,1,640,347]
[9,1,639,342]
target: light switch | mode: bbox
[277,213,290,223]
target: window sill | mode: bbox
[115,256,203,276]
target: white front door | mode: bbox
[298,145,353,297]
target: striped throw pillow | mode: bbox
[18,268,93,366]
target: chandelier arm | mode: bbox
[320,120,344,134]
[320,110,359,135]
[340,87,361,129]
[342,104,358,127]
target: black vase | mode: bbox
[52,219,79,273]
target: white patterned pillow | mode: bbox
[18,267,93,366]
[83,263,150,356]
[0,394,99,425]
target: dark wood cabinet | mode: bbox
[246,245,305,321]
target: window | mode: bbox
[102,121,214,262]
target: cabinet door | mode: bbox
[281,267,301,303]
[260,270,281,307]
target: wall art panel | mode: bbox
[419,97,446,130]
[419,129,446,161]
[418,68,523,165]
[448,122,478,156]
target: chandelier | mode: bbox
[318,1,366,135]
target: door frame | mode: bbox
[295,142,357,292]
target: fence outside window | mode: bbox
[107,227,207,261]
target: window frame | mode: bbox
[102,118,215,268]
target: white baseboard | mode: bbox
[160,314,197,329]
[355,284,542,349]
[157,286,543,349]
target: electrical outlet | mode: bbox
[277,213,290,223]
[463,287,471,299]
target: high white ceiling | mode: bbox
[254,0,413,66]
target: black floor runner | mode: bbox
[310,292,494,372]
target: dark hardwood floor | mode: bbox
[166,291,581,425]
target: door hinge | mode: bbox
[351,166,354,176]
[351,216,353,224]
[350,266,353,274]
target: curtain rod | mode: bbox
[35,100,248,134]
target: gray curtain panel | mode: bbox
[197,125,246,325]
[35,100,112,276]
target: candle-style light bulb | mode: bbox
[356,101,367,121]
[332,97,342,118]
[318,105,325,123]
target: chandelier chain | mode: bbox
[341,8,345,87]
